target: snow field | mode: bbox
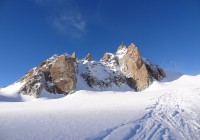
[0,71,200,140]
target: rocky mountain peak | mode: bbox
[128,43,136,48]
[117,44,127,51]
[50,55,76,94]
[19,54,77,97]
[102,53,110,61]
[127,43,141,59]
[85,53,92,61]
[102,53,116,62]
[17,43,166,98]
[71,52,76,59]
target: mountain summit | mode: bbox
[18,43,166,97]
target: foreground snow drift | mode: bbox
[0,73,200,140]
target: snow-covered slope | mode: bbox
[0,71,200,140]
[77,59,131,91]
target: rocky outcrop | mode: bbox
[17,42,166,97]
[20,73,45,98]
[102,53,118,64]
[50,55,76,94]
[19,54,77,97]
[118,43,152,91]
[80,43,166,91]
[117,43,166,91]
[102,53,110,61]
[85,53,92,61]
[71,52,76,59]
[144,58,166,81]
[80,61,126,88]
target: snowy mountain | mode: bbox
[1,69,200,140]
[8,43,165,98]
[1,43,200,140]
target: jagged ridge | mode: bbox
[18,43,166,97]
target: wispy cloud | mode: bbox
[53,11,86,38]
[34,0,87,39]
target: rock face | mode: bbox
[102,53,110,61]
[17,43,166,97]
[71,52,76,59]
[50,55,76,94]
[19,54,77,97]
[118,43,152,91]
[85,53,92,61]
[144,58,166,81]
[117,43,166,91]
[79,43,165,91]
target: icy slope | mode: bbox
[0,72,200,140]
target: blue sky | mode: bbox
[0,0,200,86]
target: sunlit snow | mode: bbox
[0,71,200,140]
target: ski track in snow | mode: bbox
[85,88,200,140]
[1,72,200,140]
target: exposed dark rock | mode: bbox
[17,42,166,98]
[80,61,126,89]
[85,53,92,61]
[144,59,166,80]
[118,43,152,91]
[19,54,77,97]
[20,70,46,98]
[102,53,110,61]
[50,55,76,94]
